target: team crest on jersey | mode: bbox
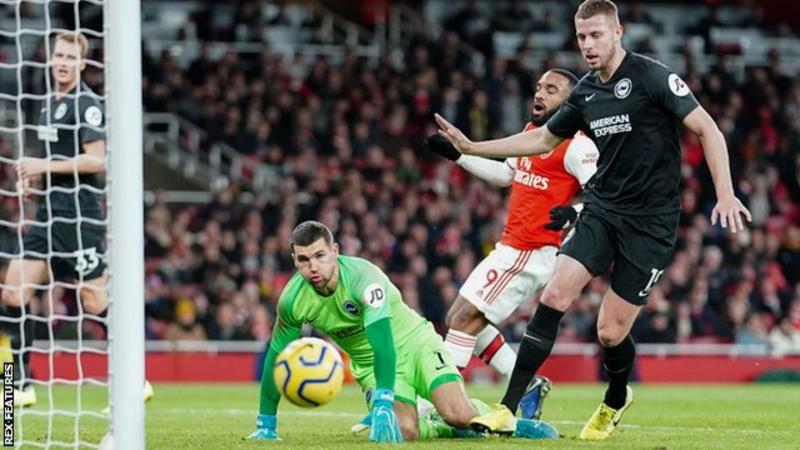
[614,78,632,99]
[343,300,360,315]
[54,103,68,119]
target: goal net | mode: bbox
[0,0,144,448]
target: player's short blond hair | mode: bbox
[575,0,620,24]
[54,31,89,59]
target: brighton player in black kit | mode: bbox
[435,0,751,440]
[2,32,152,407]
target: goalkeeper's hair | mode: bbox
[575,0,620,25]
[54,30,89,59]
[290,220,334,252]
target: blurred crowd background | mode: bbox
[1,0,799,356]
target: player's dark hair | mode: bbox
[290,220,334,252]
[549,68,579,87]
[575,0,619,23]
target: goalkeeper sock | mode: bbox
[603,334,635,410]
[6,305,34,387]
[501,303,563,413]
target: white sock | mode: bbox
[475,325,517,379]
[444,329,477,368]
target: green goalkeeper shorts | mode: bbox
[358,322,462,406]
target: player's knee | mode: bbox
[540,283,572,311]
[596,321,626,347]
[2,287,25,307]
[448,303,481,331]
[80,290,107,315]
[437,403,474,428]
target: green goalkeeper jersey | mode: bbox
[259,255,427,415]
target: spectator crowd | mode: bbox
[1,1,799,356]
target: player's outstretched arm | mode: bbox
[683,106,752,233]
[434,113,564,159]
[423,135,515,187]
[364,318,403,443]
[247,315,301,441]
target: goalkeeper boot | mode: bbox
[578,386,633,440]
[13,384,37,408]
[469,403,516,435]
[519,375,551,420]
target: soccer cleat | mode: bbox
[350,414,370,435]
[14,384,37,407]
[519,375,551,420]
[514,418,560,439]
[578,386,633,440]
[469,403,516,434]
[102,380,155,415]
[143,380,155,402]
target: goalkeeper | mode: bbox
[247,221,558,443]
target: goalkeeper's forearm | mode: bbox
[456,155,514,187]
[365,318,396,391]
[464,126,563,159]
[258,323,301,415]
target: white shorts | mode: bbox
[458,243,557,324]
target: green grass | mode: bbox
[13,383,799,449]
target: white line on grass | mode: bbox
[162,409,774,434]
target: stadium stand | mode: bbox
[1,0,798,358]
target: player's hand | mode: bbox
[711,194,752,233]
[15,177,32,201]
[434,113,473,155]
[545,205,578,230]
[368,389,403,443]
[245,414,280,441]
[16,157,48,179]
[423,134,461,161]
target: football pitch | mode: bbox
[13,383,798,449]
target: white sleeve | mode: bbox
[563,134,599,186]
[456,155,515,187]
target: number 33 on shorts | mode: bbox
[75,247,100,277]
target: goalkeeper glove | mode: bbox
[423,134,461,161]
[545,205,578,230]
[245,414,280,440]
[368,389,403,443]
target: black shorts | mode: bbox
[558,205,679,305]
[21,211,106,281]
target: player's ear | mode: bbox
[615,23,624,44]
[331,242,339,257]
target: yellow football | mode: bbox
[274,337,344,407]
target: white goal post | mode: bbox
[106,0,145,448]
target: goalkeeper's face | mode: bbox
[51,40,85,88]
[292,238,340,291]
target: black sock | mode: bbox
[501,303,564,413]
[6,305,34,387]
[603,335,636,409]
